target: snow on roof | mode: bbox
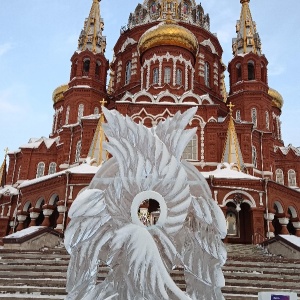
[5,226,45,239]
[201,163,259,180]
[81,114,101,120]
[18,162,100,188]
[0,185,19,196]
[279,235,300,248]
[277,145,300,156]
[20,137,58,150]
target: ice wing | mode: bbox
[64,189,114,300]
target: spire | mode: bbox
[78,0,106,54]
[221,103,245,171]
[0,148,8,188]
[232,0,262,56]
[88,99,108,166]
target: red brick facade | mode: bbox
[0,0,299,243]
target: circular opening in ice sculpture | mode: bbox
[131,191,167,227]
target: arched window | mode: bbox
[265,111,270,130]
[204,62,210,87]
[236,110,241,121]
[288,170,297,187]
[248,61,255,80]
[251,108,257,128]
[125,60,132,85]
[276,169,284,185]
[236,63,242,82]
[182,135,198,160]
[48,162,57,175]
[95,61,101,76]
[153,68,159,84]
[77,104,84,122]
[65,106,70,125]
[176,69,182,85]
[83,59,90,74]
[75,140,82,163]
[164,67,171,84]
[252,146,257,168]
[94,107,99,115]
[36,162,45,178]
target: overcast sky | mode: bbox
[0,0,299,162]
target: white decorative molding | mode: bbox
[117,89,214,106]
[119,37,137,53]
[141,52,194,90]
[200,39,217,55]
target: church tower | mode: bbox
[227,0,272,134]
[51,0,109,166]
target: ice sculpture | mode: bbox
[64,107,227,300]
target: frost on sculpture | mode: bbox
[64,107,227,300]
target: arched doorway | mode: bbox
[35,198,45,226]
[272,201,283,235]
[224,191,255,244]
[49,195,59,229]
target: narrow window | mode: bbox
[48,162,57,175]
[248,61,255,80]
[265,111,270,130]
[94,107,99,115]
[75,141,82,163]
[182,135,198,160]
[83,59,90,74]
[176,69,182,85]
[153,68,159,84]
[65,106,70,125]
[236,110,241,121]
[288,170,297,187]
[78,104,84,122]
[251,108,257,128]
[276,169,284,185]
[252,146,257,168]
[204,62,210,87]
[125,61,132,85]
[95,61,101,76]
[36,162,45,178]
[164,67,171,84]
[236,63,242,82]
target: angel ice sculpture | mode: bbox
[64,107,227,300]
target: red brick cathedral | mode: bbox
[0,0,299,244]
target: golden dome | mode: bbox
[52,84,68,104]
[268,87,284,109]
[138,21,198,57]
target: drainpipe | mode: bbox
[62,171,70,234]
[13,189,21,233]
[68,127,74,165]
[264,178,270,239]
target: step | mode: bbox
[0,278,66,288]
[0,286,66,295]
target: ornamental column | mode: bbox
[264,212,275,238]
[41,204,54,227]
[9,219,16,234]
[278,217,290,235]
[55,200,67,232]
[28,207,41,227]
[16,211,28,231]
[292,222,300,237]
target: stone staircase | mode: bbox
[0,243,299,299]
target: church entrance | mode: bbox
[226,201,252,244]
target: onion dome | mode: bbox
[138,21,198,57]
[52,84,68,104]
[268,87,284,109]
